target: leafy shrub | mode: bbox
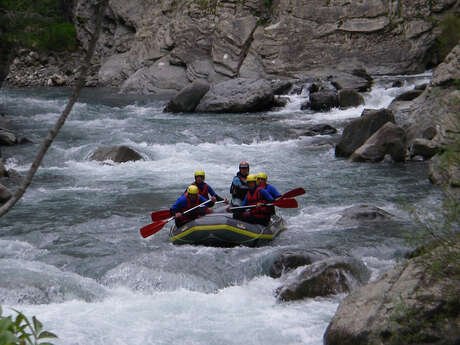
[0,306,57,345]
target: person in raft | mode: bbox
[230,174,274,226]
[256,172,281,199]
[256,172,281,215]
[185,170,228,204]
[229,161,250,206]
[171,185,213,227]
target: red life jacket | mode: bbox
[182,194,201,213]
[193,182,210,199]
[245,186,263,205]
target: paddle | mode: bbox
[279,187,306,199]
[228,198,298,212]
[141,199,213,238]
[150,200,226,221]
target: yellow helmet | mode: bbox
[194,170,205,178]
[257,172,268,180]
[187,185,199,195]
[246,174,257,182]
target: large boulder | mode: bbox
[324,248,460,345]
[195,78,275,113]
[0,128,17,146]
[337,204,394,225]
[276,257,370,301]
[164,80,210,113]
[392,89,424,102]
[309,90,339,111]
[330,71,373,92]
[89,146,143,163]
[350,122,407,163]
[335,108,395,158]
[338,89,365,109]
[269,250,330,278]
[409,138,440,160]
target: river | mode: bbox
[0,73,440,345]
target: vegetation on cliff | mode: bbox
[0,0,76,51]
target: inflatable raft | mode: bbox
[169,207,286,247]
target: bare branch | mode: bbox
[0,0,108,218]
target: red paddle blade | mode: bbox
[273,198,298,208]
[140,220,168,238]
[281,187,306,199]
[151,209,171,222]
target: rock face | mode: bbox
[276,257,370,301]
[409,138,440,160]
[335,108,395,158]
[195,78,275,113]
[324,249,460,345]
[89,146,143,163]
[72,0,460,93]
[350,122,407,163]
[164,80,210,113]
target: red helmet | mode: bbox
[239,161,249,169]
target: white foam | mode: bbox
[6,277,340,345]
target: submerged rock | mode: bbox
[90,146,143,163]
[276,256,370,301]
[337,204,394,225]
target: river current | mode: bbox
[0,74,440,345]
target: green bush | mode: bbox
[39,22,77,51]
[0,306,57,345]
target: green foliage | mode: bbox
[0,306,57,345]
[427,14,460,68]
[264,0,273,8]
[0,0,77,51]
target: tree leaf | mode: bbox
[0,318,13,333]
[0,330,19,345]
[32,316,43,334]
[38,331,57,339]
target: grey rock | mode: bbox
[335,108,395,158]
[350,122,407,163]
[164,80,210,113]
[337,204,394,225]
[309,90,339,111]
[409,138,440,160]
[121,57,189,95]
[90,146,143,163]
[0,129,17,146]
[393,89,424,102]
[331,72,372,92]
[291,124,338,137]
[276,257,370,301]
[195,78,275,113]
[273,96,289,108]
[338,89,365,109]
[269,250,330,278]
[270,79,293,95]
[324,248,460,345]
[431,43,460,87]
[0,161,6,178]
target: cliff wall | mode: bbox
[73,0,460,93]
